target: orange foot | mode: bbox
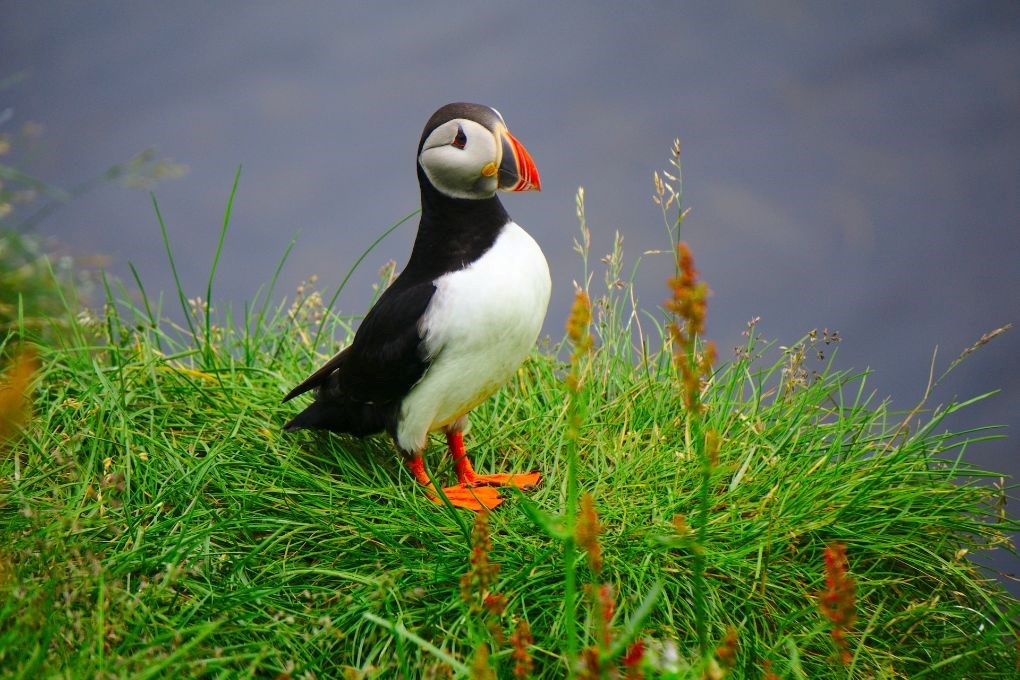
[433,484,504,511]
[448,430,542,492]
[404,435,543,512]
[461,470,541,490]
[405,454,506,511]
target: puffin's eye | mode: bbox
[452,126,467,149]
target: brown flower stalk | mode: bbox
[575,493,617,675]
[578,583,617,677]
[672,513,690,537]
[622,640,645,679]
[563,288,593,668]
[510,619,534,679]
[704,430,721,469]
[469,643,495,680]
[461,510,509,650]
[575,493,603,575]
[664,239,720,658]
[665,243,715,412]
[817,542,857,665]
[460,511,499,613]
[572,495,621,679]
[0,347,37,441]
[565,290,593,395]
[597,583,615,647]
[714,625,738,670]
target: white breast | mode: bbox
[395,222,551,453]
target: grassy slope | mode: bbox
[1,195,1018,678]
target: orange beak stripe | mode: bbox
[504,131,541,192]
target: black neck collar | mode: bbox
[403,167,510,281]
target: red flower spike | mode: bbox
[597,583,615,648]
[665,242,714,412]
[460,511,499,612]
[817,542,857,665]
[510,619,534,679]
[482,593,507,617]
[575,493,603,575]
[623,640,646,679]
[714,625,738,669]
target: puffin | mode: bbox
[283,102,551,511]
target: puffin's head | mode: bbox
[417,102,540,200]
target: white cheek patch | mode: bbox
[420,146,489,196]
[419,119,499,199]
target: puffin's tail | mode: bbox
[283,397,392,436]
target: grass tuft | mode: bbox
[1,149,1017,677]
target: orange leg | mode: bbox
[448,431,541,490]
[404,454,502,511]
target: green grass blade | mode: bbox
[153,192,198,342]
[362,613,468,674]
[309,208,419,354]
[204,166,241,362]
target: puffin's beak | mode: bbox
[497,129,541,192]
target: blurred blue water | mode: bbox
[3,1,1018,591]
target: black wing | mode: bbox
[282,277,437,433]
[325,278,436,402]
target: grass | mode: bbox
[1,153,1018,678]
